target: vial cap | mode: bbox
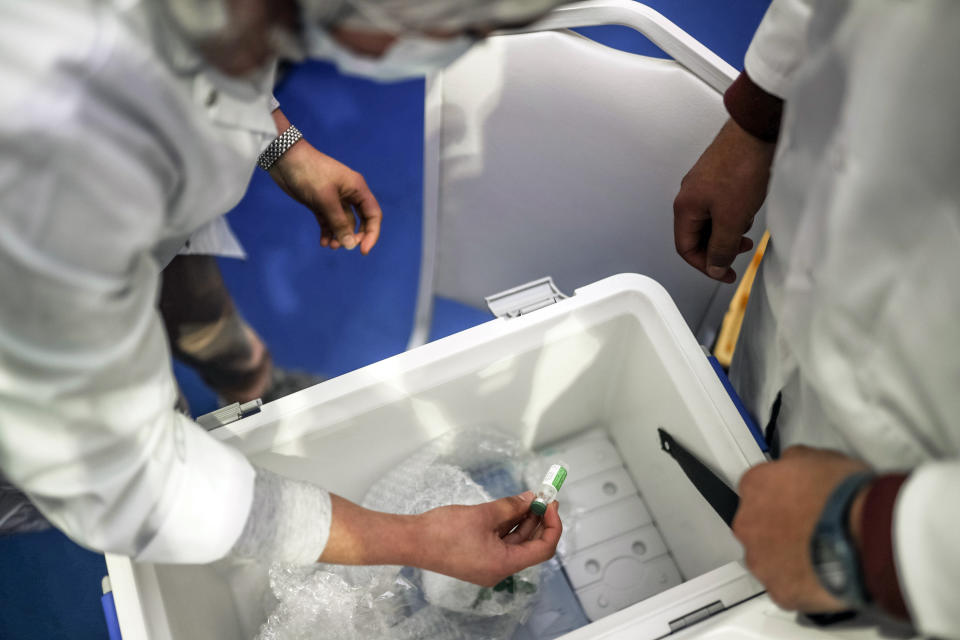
[529,500,547,516]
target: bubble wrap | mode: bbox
[255,429,553,640]
[257,566,413,640]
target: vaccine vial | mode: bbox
[530,463,568,516]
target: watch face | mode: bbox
[812,538,850,595]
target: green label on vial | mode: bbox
[551,466,567,490]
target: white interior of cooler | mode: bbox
[139,290,762,640]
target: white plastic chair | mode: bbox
[409,0,763,349]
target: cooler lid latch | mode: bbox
[485,277,568,319]
[196,399,262,431]
[668,600,726,632]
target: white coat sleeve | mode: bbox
[893,463,960,637]
[742,0,814,98]
[0,114,256,564]
[0,7,331,564]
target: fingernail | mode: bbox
[707,265,726,278]
[340,235,357,250]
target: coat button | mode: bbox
[205,89,218,107]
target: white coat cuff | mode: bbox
[230,467,332,565]
[893,462,960,637]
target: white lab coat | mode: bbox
[730,1,960,636]
[0,0,279,562]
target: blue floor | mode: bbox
[0,4,768,637]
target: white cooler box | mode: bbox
[106,274,888,640]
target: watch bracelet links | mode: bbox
[257,125,303,171]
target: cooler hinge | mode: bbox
[485,277,567,319]
[668,600,725,632]
[196,399,262,431]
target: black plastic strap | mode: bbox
[764,392,783,459]
[658,428,740,527]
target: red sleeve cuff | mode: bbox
[723,71,784,143]
[859,473,910,620]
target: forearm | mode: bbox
[230,473,424,568]
[319,494,424,566]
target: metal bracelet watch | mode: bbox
[257,124,303,171]
[810,470,875,607]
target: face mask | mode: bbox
[305,26,476,81]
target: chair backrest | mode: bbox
[409,0,762,348]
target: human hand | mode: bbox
[269,138,382,254]
[733,446,871,612]
[673,118,776,283]
[414,491,562,587]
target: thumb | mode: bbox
[315,188,358,251]
[493,492,534,536]
[705,216,744,281]
[343,172,382,255]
